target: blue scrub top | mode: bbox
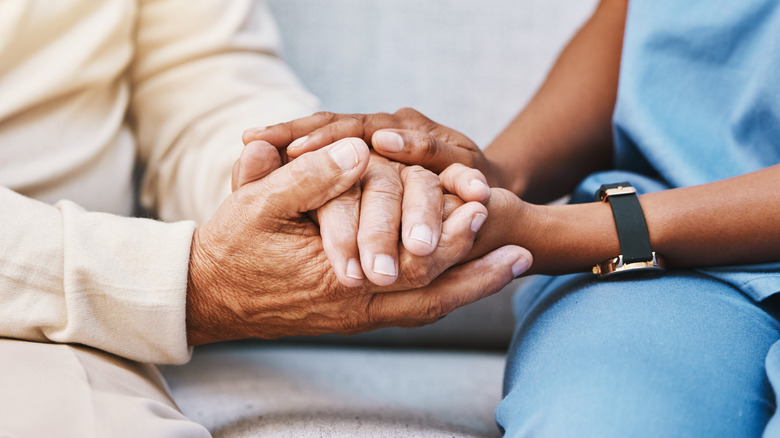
[569,0,780,300]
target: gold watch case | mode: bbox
[592,252,666,279]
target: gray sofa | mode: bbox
[160,1,596,436]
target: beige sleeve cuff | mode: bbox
[0,187,195,365]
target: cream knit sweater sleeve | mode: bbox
[0,0,317,364]
[0,187,196,364]
[132,0,319,224]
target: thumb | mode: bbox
[250,137,370,217]
[372,129,462,174]
[232,141,283,192]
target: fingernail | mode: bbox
[374,131,403,152]
[245,126,266,133]
[328,139,359,170]
[470,213,487,232]
[470,179,490,196]
[346,258,364,279]
[409,224,433,246]
[372,254,397,277]
[512,258,531,277]
[289,135,309,150]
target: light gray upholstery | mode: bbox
[161,1,597,436]
[164,344,506,437]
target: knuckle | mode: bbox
[448,162,470,174]
[313,111,338,122]
[403,107,438,128]
[419,133,436,151]
[425,170,443,191]
[407,164,426,174]
[394,107,421,118]
[424,296,448,321]
[344,114,367,137]
[345,113,366,123]
[364,296,383,326]
[402,260,436,289]
[490,187,515,205]
[374,111,394,121]
[357,225,399,248]
[418,136,440,163]
[407,164,433,180]
[278,121,297,142]
[394,107,433,128]
[403,164,437,184]
[362,173,404,199]
[467,168,487,184]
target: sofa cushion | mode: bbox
[162,343,506,437]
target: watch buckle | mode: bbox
[592,252,666,278]
[598,185,637,202]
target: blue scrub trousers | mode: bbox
[496,270,780,437]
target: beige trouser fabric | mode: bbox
[0,339,210,438]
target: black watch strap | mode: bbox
[596,182,653,264]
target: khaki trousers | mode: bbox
[0,339,209,438]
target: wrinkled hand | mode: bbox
[232,140,491,287]
[187,139,531,345]
[242,111,496,287]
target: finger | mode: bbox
[285,113,398,158]
[371,129,475,174]
[233,141,282,191]
[399,165,443,256]
[439,163,491,203]
[251,138,370,217]
[368,245,533,325]
[391,200,489,291]
[284,108,440,158]
[442,194,465,222]
[246,113,405,159]
[357,159,404,287]
[242,112,391,157]
[241,112,338,146]
[318,184,365,287]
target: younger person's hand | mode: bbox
[242,108,509,188]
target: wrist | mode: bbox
[186,229,237,345]
[518,201,619,276]
[483,154,528,197]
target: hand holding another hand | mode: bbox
[243,108,508,187]
[187,139,531,345]
[242,109,507,287]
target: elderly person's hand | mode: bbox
[242,111,496,287]
[187,139,531,345]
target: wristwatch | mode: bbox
[592,182,665,278]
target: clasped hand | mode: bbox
[186,136,530,345]
[243,109,538,272]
